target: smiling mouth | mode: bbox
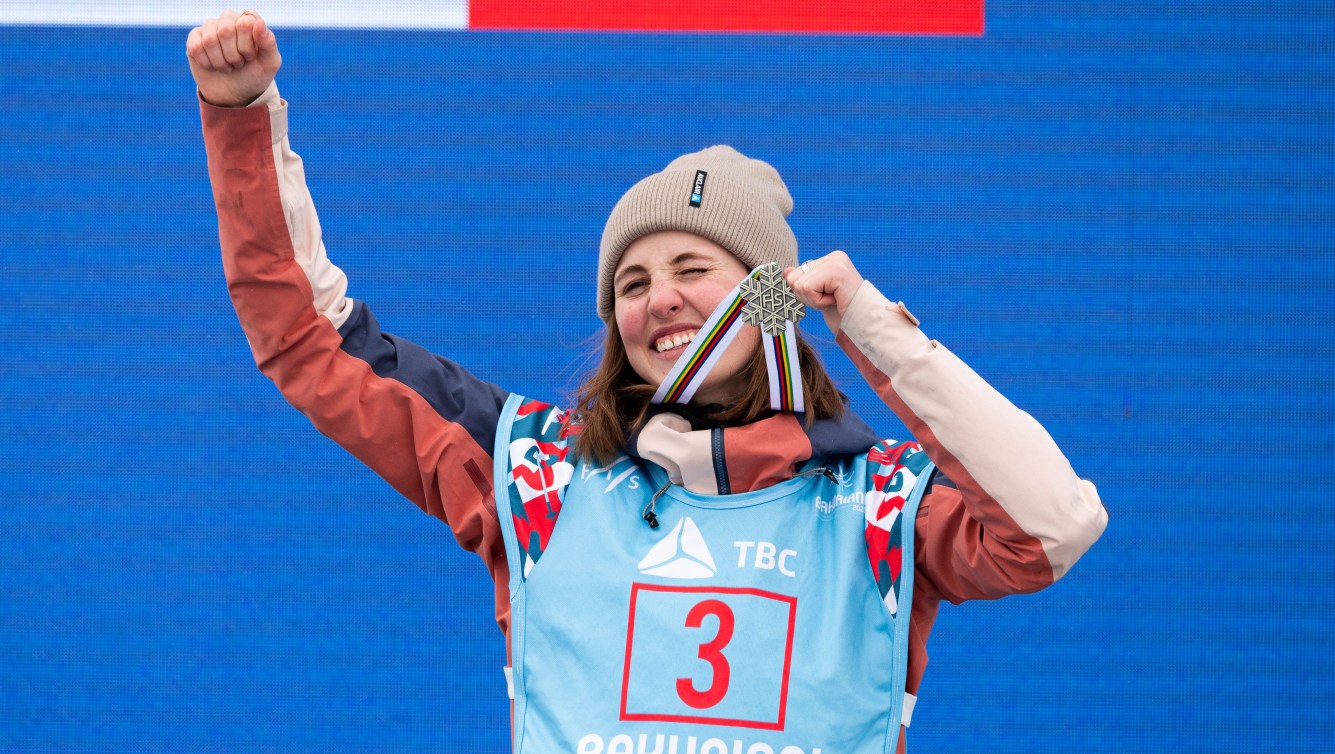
[655,330,699,353]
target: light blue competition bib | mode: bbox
[495,395,933,754]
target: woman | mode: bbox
[190,11,1106,753]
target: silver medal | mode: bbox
[740,262,806,336]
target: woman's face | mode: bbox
[613,230,758,405]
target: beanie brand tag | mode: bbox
[689,170,708,208]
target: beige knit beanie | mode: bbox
[597,145,799,322]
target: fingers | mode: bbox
[195,18,227,70]
[234,12,258,61]
[784,265,837,310]
[248,13,277,58]
[189,18,227,71]
[187,10,259,72]
[186,26,211,70]
[187,9,280,107]
[783,250,863,313]
[214,10,246,68]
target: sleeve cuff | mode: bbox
[197,80,286,144]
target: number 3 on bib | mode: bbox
[677,599,734,709]
[621,585,798,730]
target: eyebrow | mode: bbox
[614,252,715,284]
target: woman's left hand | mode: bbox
[784,251,865,333]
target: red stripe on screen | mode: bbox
[470,1,983,36]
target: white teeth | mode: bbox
[656,330,698,353]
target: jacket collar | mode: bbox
[624,399,879,496]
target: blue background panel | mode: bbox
[1,2,1332,751]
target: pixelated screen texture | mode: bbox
[0,3,1332,752]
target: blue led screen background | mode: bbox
[0,2,1332,751]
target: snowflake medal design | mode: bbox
[740,263,806,413]
[739,262,806,335]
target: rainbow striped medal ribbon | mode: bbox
[651,262,806,413]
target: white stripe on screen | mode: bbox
[0,1,468,28]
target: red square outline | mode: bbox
[620,583,798,730]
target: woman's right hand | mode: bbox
[186,10,282,107]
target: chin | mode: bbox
[629,360,669,389]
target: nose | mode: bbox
[647,279,683,319]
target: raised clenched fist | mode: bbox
[186,9,282,107]
[783,250,867,333]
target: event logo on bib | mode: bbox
[638,517,717,579]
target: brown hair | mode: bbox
[568,320,845,464]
